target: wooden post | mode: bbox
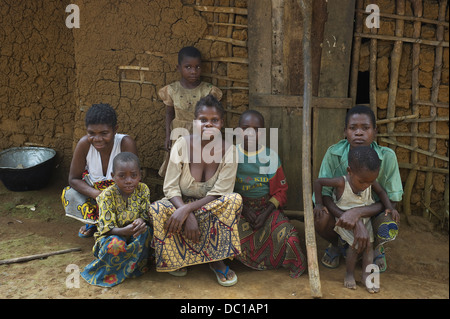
[424,0,446,218]
[386,0,405,154]
[298,0,322,298]
[403,0,422,218]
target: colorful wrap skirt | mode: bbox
[81,227,152,287]
[150,193,242,272]
[61,172,114,224]
[236,195,306,278]
[372,211,399,248]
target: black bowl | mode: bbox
[0,147,57,191]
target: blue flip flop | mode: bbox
[209,264,238,287]
[321,245,341,268]
[78,224,96,238]
[373,246,387,273]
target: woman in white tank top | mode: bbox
[61,104,138,237]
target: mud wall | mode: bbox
[71,0,209,175]
[0,0,76,175]
[0,0,249,184]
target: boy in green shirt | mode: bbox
[314,105,403,272]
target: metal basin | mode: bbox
[0,147,57,191]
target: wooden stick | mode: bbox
[375,112,419,124]
[204,57,249,64]
[299,0,322,298]
[207,22,247,29]
[218,86,249,91]
[354,32,449,47]
[204,35,247,47]
[202,73,249,83]
[377,132,448,139]
[403,116,449,123]
[355,8,450,27]
[193,5,248,15]
[420,201,444,222]
[398,162,448,174]
[118,66,150,71]
[120,79,154,85]
[415,100,449,108]
[380,137,449,162]
[386,0,405,154]
[0,248,82,265]
[424,0,446,218]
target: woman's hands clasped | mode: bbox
[165,206,201,243]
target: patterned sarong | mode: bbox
[150,193,242,272]
[372,211,399,248]
[81,227,152,287]
[61,172,114,224]
[236,195,306,278]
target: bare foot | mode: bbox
[362,273,380,293]
[344,272,357,290]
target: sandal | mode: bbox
[373,246,387,273]
[321,245,341,268]
[78,224,96,238]
[209,264,238,287]
[168,268,188,277]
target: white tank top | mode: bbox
[334,175,375,211]
[85,133,126,183]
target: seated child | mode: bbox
[234,110,306,278]
[81,152,152,287]
[314,146,399,293]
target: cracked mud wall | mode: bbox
[0,0,215,180]
[0,0,247,185]
[72,0,208,175]
[0,1,76,174]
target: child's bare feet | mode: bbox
[362,273,380,293]
[344,272,357,290]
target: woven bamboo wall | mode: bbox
[351,0,449,228]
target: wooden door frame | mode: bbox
[248,0,355,212]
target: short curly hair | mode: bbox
[112,152,140,173]
[348,145,380,173]
[194,94,224,119]
[345,105,376,129]
[178,46,201,64]
[85,103,117,128]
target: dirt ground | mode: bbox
[0,177,448,303]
